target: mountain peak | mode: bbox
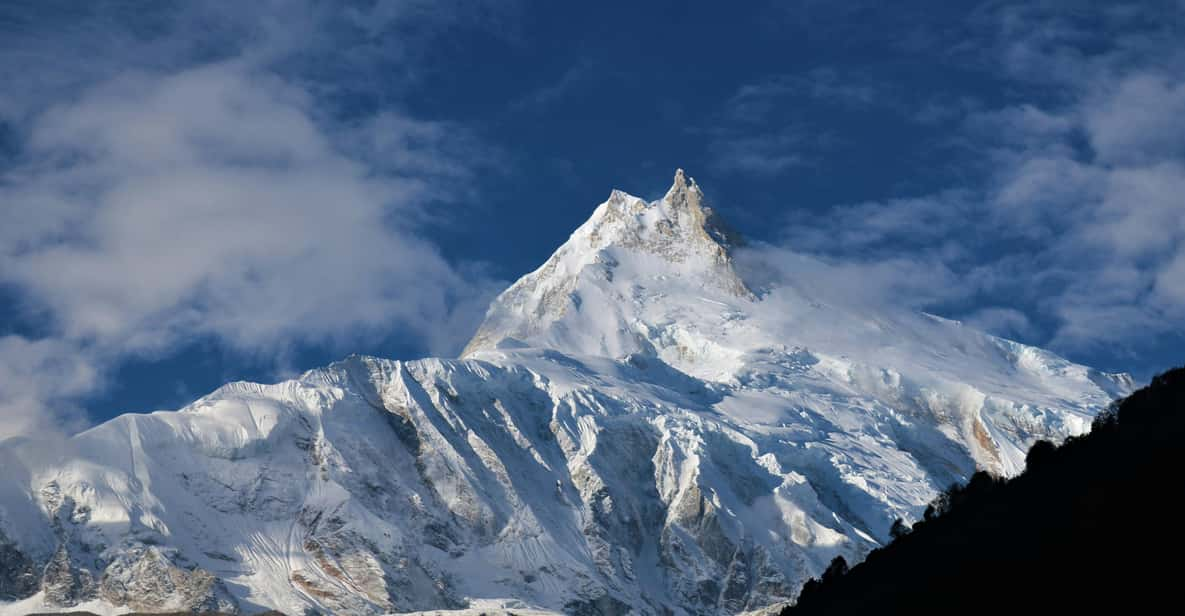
[667,167,692,198]
[598,169,740,256]
[0,169,1134,616]
[669,168,744,251]
[461,170,751,358]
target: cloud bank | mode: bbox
[0,3,506,440]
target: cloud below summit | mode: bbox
[740,2,1185,372]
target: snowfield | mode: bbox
[0,171,1130,615]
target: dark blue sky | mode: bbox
[1,1,1182,433]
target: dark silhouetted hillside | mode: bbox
[784,366,1185,615]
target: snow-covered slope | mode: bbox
[0,171,1131,615]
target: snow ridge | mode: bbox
[0,171,1131,615]
[462,169,750,359]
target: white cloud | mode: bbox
[0,336,98,441]
[764,3,1185,367]
[3,63,491,355]
[736,245,965,311]
[1085,74,1185,165]
[964,307,1035,341]
[1154,251,1185,307]
[0,3,509,440]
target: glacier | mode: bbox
[0,170,1131,615]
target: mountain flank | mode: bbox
[784,366,1185,614]
[0,171,1131,615]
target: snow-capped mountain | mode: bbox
[0,171,1132,615]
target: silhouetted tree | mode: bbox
[782,365,1185,615]
[821,556,848,582]
[1025,439,1056,468]
[889,518,910,540]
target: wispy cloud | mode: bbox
[0,336,98,440]
[509,59,600,111]
[707,126,813,176]
[760,1,1185,370]
[706,67,896,177]
[729,68,893,117]
[0,1,511,440]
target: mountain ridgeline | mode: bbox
[0,172,1132,615]
[784,366,1185,615]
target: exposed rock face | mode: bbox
[462,169,752,358]
[0,532,37,601]
[98,546,237,613]
[40,545,95,608]
[0,171,1130,615]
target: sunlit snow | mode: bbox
[0,171,1130,615]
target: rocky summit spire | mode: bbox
[664,168,699,213]
[670,167,689,191]
[460,169,752,358]
[663,168,743,252]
